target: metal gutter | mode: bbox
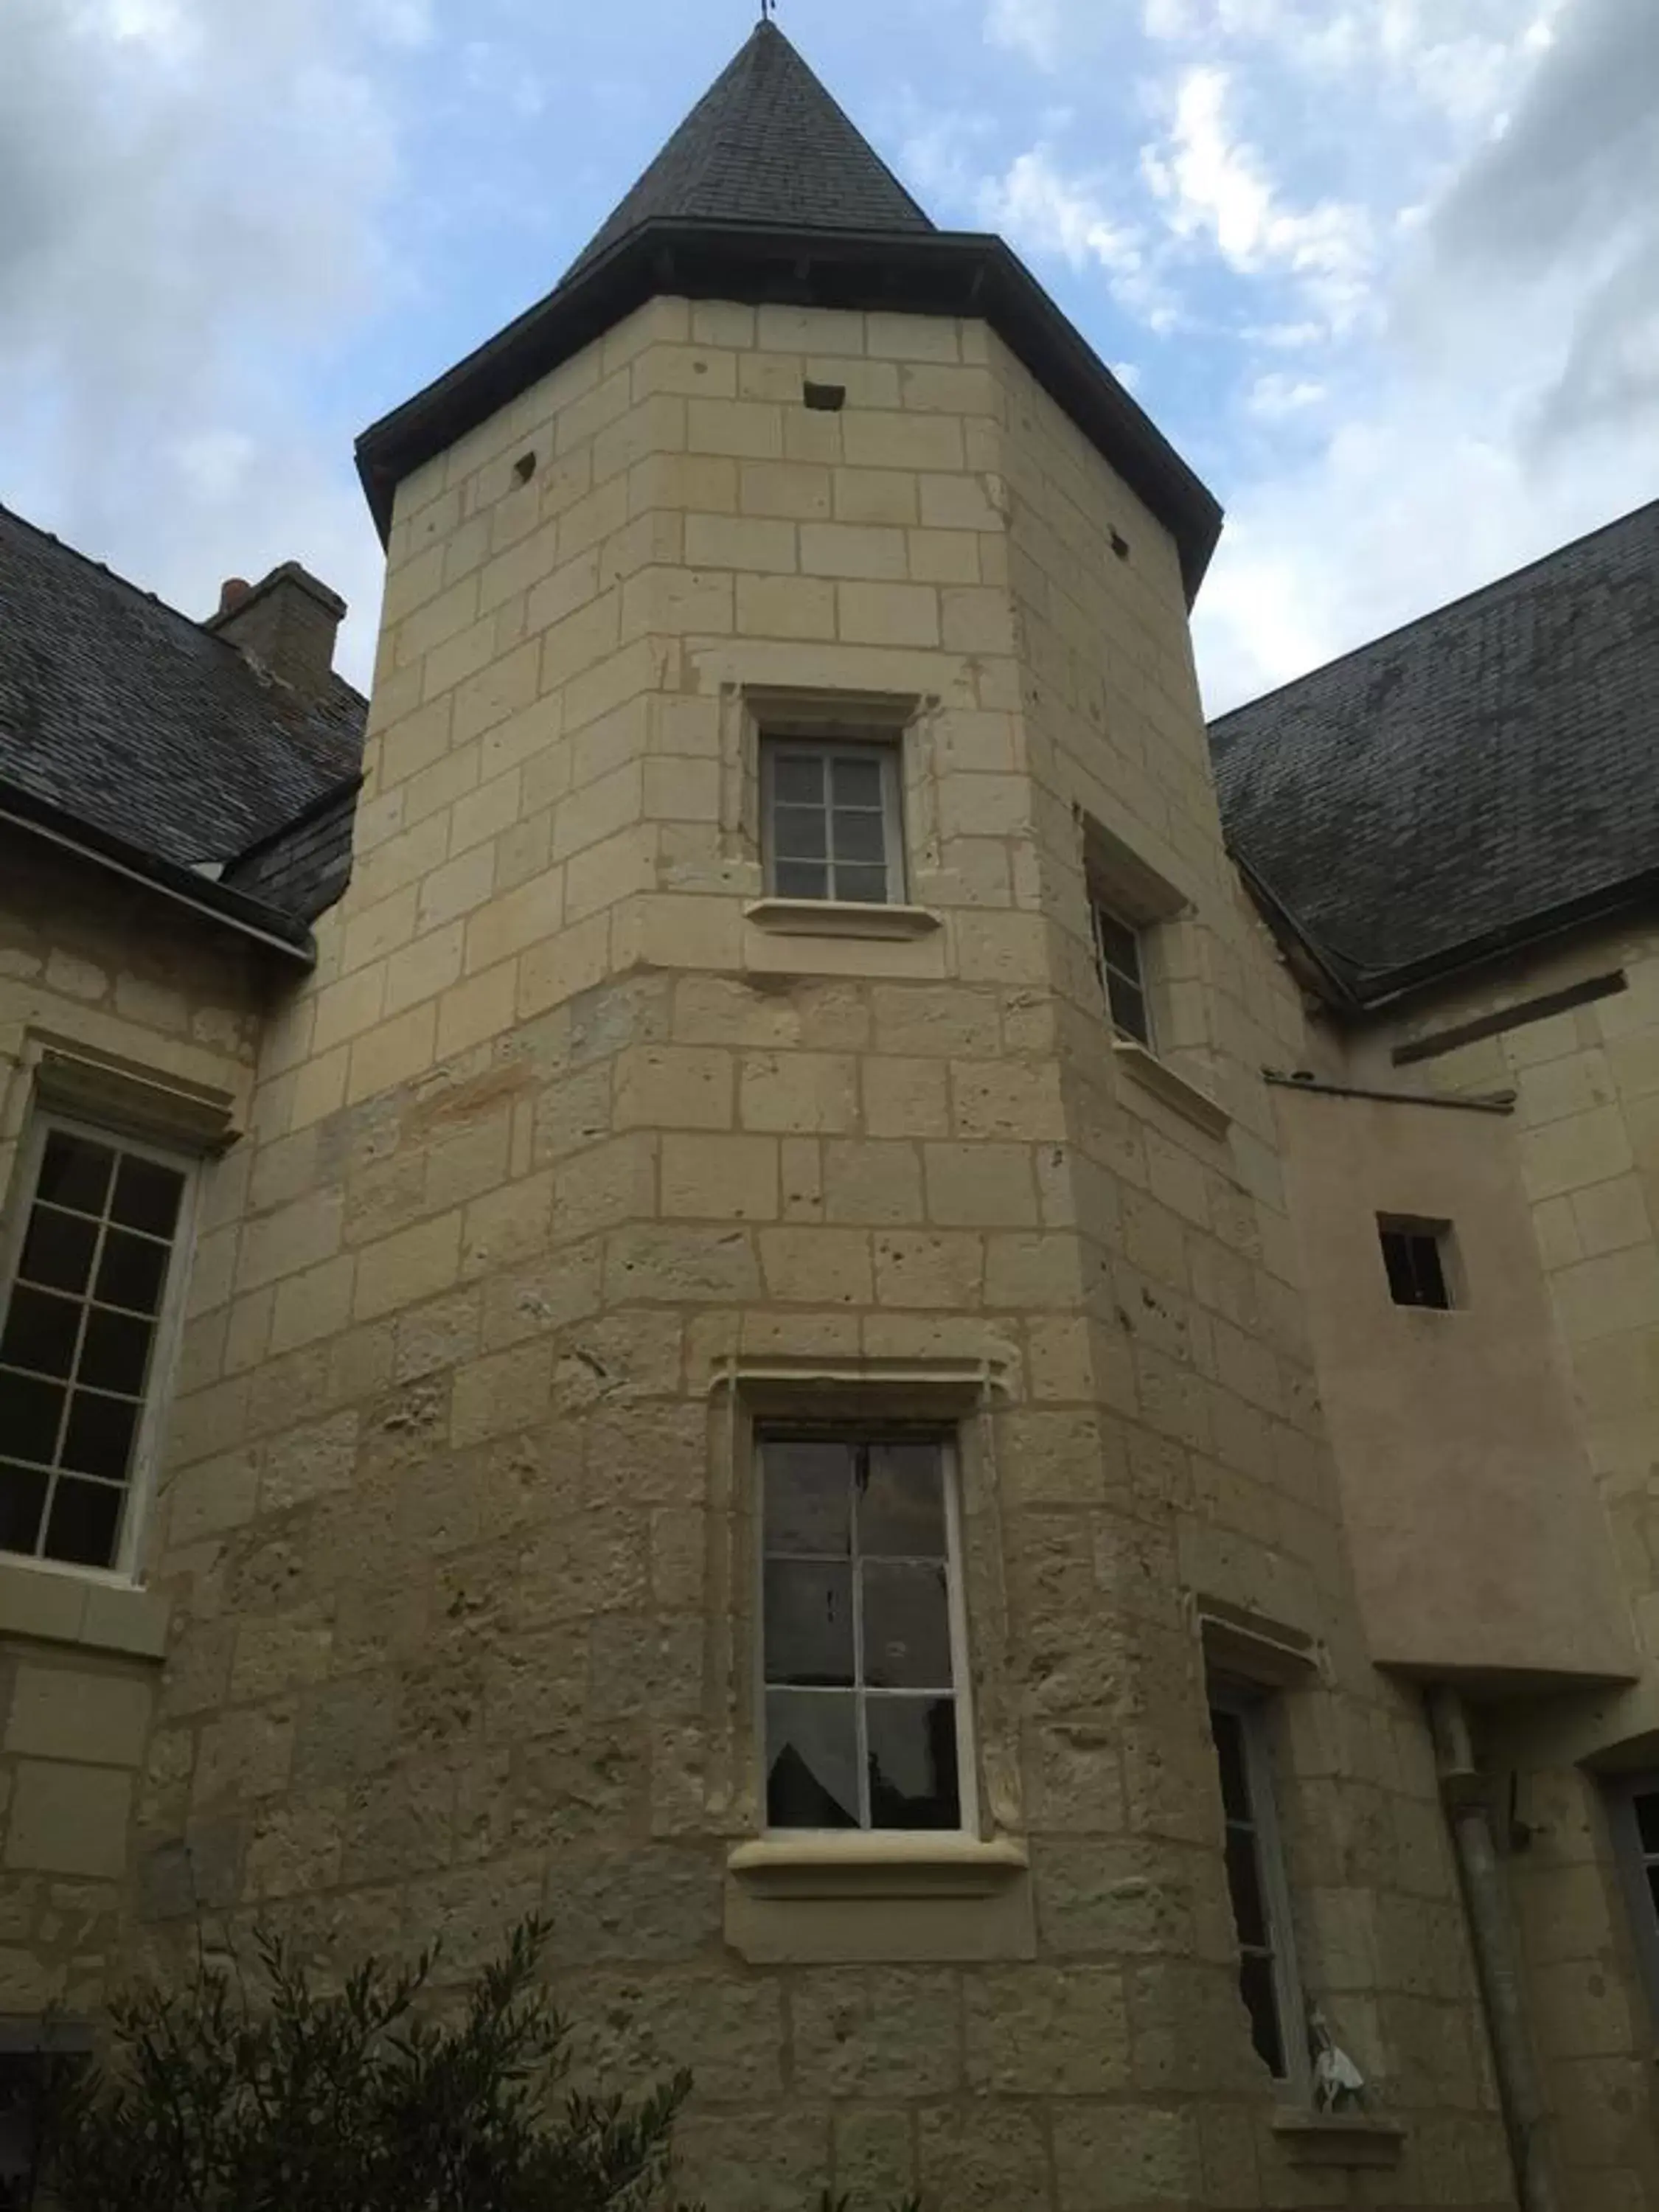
[355,220,1223,601]
[0,783,316,968]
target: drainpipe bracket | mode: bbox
[1439,1767,1498,1816]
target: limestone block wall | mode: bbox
[0,834,268,2019]
[118,298,1509,2209]
[1345,922,1659,2209]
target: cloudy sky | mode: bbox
[3,0,1655,709]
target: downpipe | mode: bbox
[1427,1685,1562,2212]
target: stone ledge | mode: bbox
[0,1558,169,1661]
[1271,2112,1406,2168]
[742,897,942,941]
[1113,1038,1230,1138]
[728,1833,1028,1899]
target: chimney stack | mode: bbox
[205,562,346,699]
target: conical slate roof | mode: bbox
[358,22,1222,596]
[566,20,933,279]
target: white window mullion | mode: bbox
[851,1444,872,1829]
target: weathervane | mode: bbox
[759,0,776,18]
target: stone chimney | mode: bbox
[205,562,347,699]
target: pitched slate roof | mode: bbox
[0,504,365,898]
[1208,500,1659,1006]
[566,21,932,281]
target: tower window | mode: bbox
[1378,1216,1453,1310]
[759,1429,972,1834]
[1207,1685,1307,2087]
[1092,901,1152,1047]
[760,737,905,905]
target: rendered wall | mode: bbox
[108,298,1513,2210]
[1272,1079,1633,1682]
[1344,923,1659,2211]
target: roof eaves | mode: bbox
[356,221,1222,602]
[0,773,316,967]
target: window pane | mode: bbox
[835,865,888,905]
[1636,1791,1659,1857]
[80,1307,156,1398]
[17,1208,97,1295]
[1646,1864,1659,1922]
[832,811,886,864]
[1411,1234,1450,1309]
[1096,911,1141,979]
[1209,1705,1251,1823]
[863,1562,953,1688]
[764,1438,851,1555]
[868,1697,959,1830]
[831,755,883,808]
[111,1155,184,1239]
[1107,974,1150,1045]
[0,1373,65,1466]
[43,1477,123,1569]
[858,1442,947,1557]
[1225,1824,1270,1950]
[1380,1230,1416,1305]
[764,1560,854,1686]
[0,1465,49,1555]
[771,753,824,806]
[766,1691,858,1828]
[0,1287,81,1379]
[773,860,830,901]
[1238,1952,1287,2078]
[61,1391,141,1482]
[95,1230,169,1314]
[773,805,828,859]
[35,1133,114,1215]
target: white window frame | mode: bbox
[759,735,907,906]
[0,1112,199,1579]
[1091,897,1155,1048]
[1208,1679,1311,2100]
[1607,1774,1659,2021]
[755,1425,978,1838]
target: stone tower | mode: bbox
[137,24,1512,2208]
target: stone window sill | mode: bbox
[744,897,942,942]
[0,1557,169,1660]
[1271,2112,1405,2168]
[728,1833,1028,1899]
[1113,1039,1229,1138]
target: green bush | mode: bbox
[39,1919,917,2212]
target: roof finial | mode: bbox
[759,0,776,18]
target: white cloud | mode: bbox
[986,0,1065,69]
[980,150,1144,278]
[1142,66,1373,327]
[0,0,403,683]
[1245,372,1325,417]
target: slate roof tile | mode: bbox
[0,504,366,905]
[565,20,933,281]
[1208,500,1659,1004]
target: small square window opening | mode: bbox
[759,1429,973,1834]
[0,1118,195,1571]
[1207,1685,1307,2090]
[1093,901,1152,1047]
[761,737,905,906]
[1378,1217,1454,1310]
